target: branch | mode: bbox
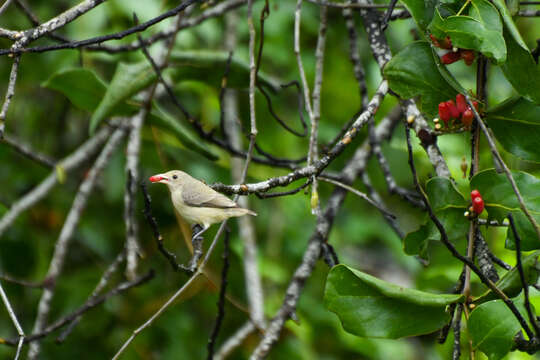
[0,124,114,236]
[1,270,154,346]
[464,94,540,243]
[0,133,56,167]
[212,81,388,195]
[403,123,535,341]
[508,213,540,337]
[1,0,202,55]
[0,55,20,138]
[0,281,25,359]
[207,230,231,360]
[249,105,403,359]
[27,126,127,359]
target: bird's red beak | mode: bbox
[149,174,168,183]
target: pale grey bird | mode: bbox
[149,170,256,239]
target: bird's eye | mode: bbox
[172,175,178,180]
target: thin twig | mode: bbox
[112,221,229,360]
[56,251,126,343]
[27,125,127,359]
[1,270,154,346]
[211,81,388,195]
[464,94,540,244]
[1,0,201,55]
[317,176,396,219]
[403,123,535,341]
[1,133,56,167]
[207,230,231,360]
[214,322,257,360]
[0,125,113,236]
[508,213,540,336]
[0,281,25,359]
[0,55,20,138]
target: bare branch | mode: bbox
[0,281,25,359]
[0,55,20,138]
[27,125,127,359]
[0,125,113,236]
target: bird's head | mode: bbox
[149,170,188,190]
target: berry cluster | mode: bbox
[468,189,485,216]
[430,34,476,66]
[436,94,478,130]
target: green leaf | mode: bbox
[403,177,468,258]
[42,68,108,112]
[90,62,158,134]
[383,41,456,118]
[148,105,218,161]
[426,176,467,210]
[324,264,463,339]
[469,298,530,360]
[486,97,540,162]
[491,0,528,51]
[475,251,540,303]
[471,169,540,250]
[428,1,506,64]
[471,169,540,214]
[399,0,438,31]
[169,50,279,92]
[499,31,540,105]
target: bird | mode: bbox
[149,170,256,239]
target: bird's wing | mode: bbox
[182,179,239,209]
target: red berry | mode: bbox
[462,108,474,127]
[461,50,475,66]
[470,189,481,200]
[472,196,484,214]
[446,100,460,119]
[472,101,479,111]
[440,36,452,50]
[438,102,451,125]
[456,94,468,114]
[429,34,441,48]
[441,51,461,64]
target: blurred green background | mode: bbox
[1,1,540,359]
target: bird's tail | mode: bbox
[229,207,257,217]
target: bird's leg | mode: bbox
[191,224,209,240]
[187,224,208,272]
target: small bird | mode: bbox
[149,170,256,239]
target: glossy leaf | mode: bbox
[469,298,530,360]
[486,97,540,162]
[170,50,279,92]
[470,169,540,214]
[148,105,218,161]
[383,41,456,118]
[428,1,506,63]
[491,0,528,50]
[324,264,463,339]
[43,68,116,113]
[90,62,158,134]
[42,67,217,160]
[499,32,540,105]
[403,177,468,258]
[471,169,540,250]
[475,251,540,303]
[399,0,438,31]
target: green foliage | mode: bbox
[429,1,506,63]
[324,264,463,339]
[469,297,531,360]
[403,177,468,259]
[486,97,540,162]
[475,251,540,303]
[471,169,540,250]
[383,41,456,118]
